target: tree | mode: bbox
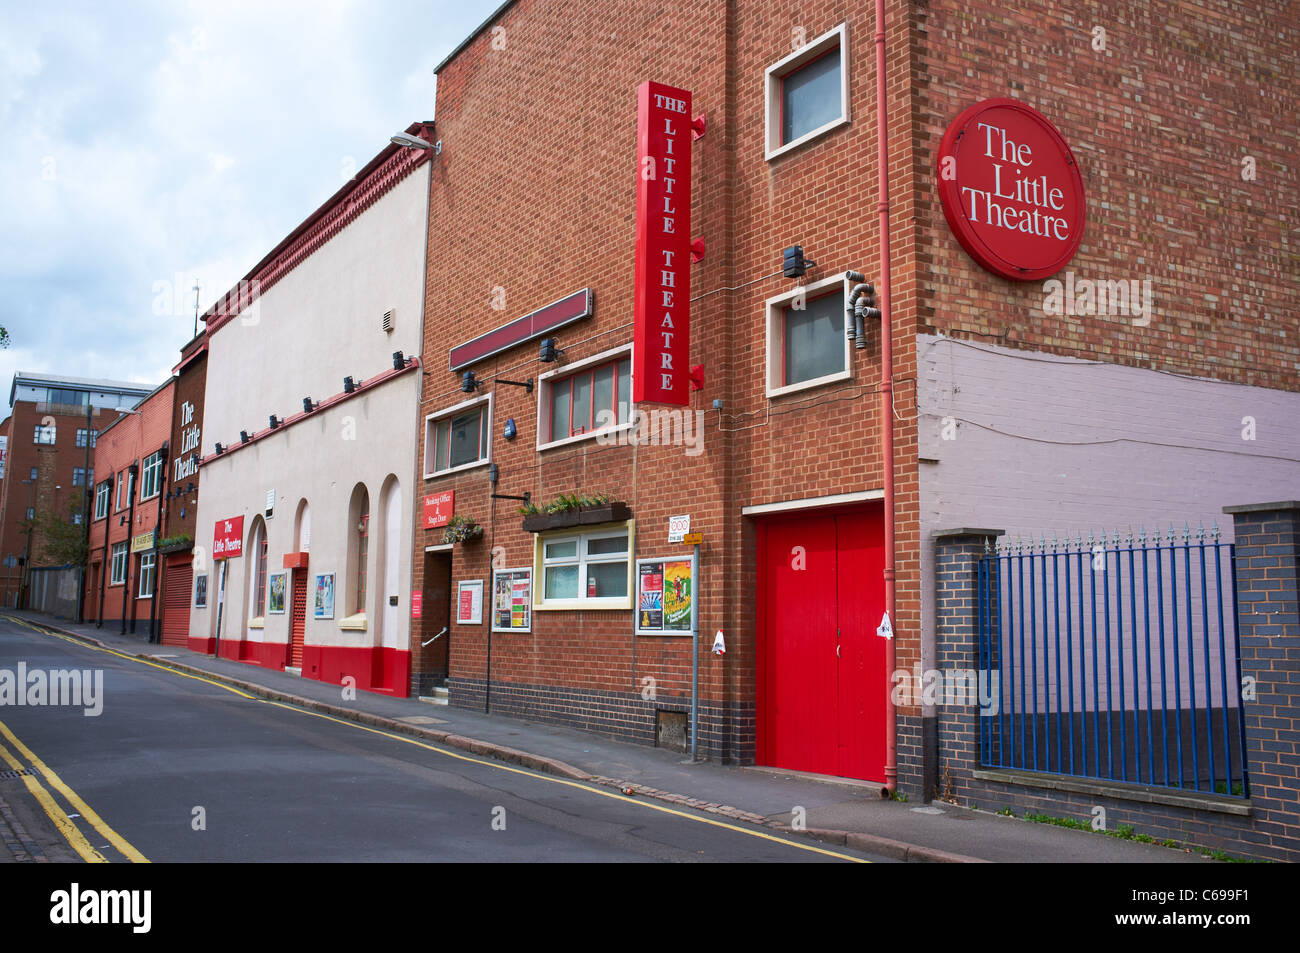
[0,327,9,348]
[29,499,87,567]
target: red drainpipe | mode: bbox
[876,0,898,794]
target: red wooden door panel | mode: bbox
[834,508,887,781]
[161,559,192,647]
[757,511,838,775]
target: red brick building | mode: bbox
[412,0,1297,804]
[84,379,174,636]
[0,374,153,612]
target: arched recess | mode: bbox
[344,483,370,619]
[243,515,268,633]
[376,475,402,648]
[293,499,312,552]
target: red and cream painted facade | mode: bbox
[412,0,1297,793]
[187,123,433,696]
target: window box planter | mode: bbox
[523,501,630,533]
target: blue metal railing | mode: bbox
[977,526,1249,798]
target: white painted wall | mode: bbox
[191,164,429,656]
[917,333,1300,708]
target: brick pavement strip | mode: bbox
[0,791,47,863]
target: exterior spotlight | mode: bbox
[783,245,815,278]
[186,483,195,494]
[269,414,281,429]
[392,351,405,370]
[214,443,224,455]
[240,430,251,443]
[390,132,433,150]
[343,376,356,394]
[461,371,479,393]
[302,397,316,413]
[539,338,564,363]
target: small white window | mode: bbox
[764,23,850,160]
[765,273,852,397]
[535,524,634,611]
[140,450,163,501]
[111,543,128,585]
[424,394,492,478]
[138,552,156,598]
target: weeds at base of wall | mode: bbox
[1015,811,1265,862]
[934,763,957,805]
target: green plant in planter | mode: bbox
[518,501,540,516]
[441,514,483,544]
[542,491,611,514]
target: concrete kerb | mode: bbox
[20,616,984,863]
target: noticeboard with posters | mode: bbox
[491,568,532,633]
[635,554,695,636]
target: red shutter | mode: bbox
[161,555,192,647]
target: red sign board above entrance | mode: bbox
[632,81,693,406]
[937,98,1086,281]
[448,288,592,372]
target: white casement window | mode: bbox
[76,429,97,448]
[764,23,850,160]
[535,524,634,610]
[94,481,110,520]
[139,450,163,501]
[423,394,492,478]
[765,272,852,398]
[110,543,128,585]
[536,344,634,450]
[33,424,56,444]
[138,553,156,598]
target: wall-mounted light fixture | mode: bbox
[461,371,479,393]
[539,338,564,363]
[392,351,410,370]
[240,430,251,444]
[783,245,816,278]
[343,376,356,394]
[302,397,317,414]
[269,414,281,429]
[214,443,224,455]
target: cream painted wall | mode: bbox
[191,164,429,654]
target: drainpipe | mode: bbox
[122,462,138,636]
[875,0,898,795]
[147,443,169,643]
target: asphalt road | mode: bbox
[0,615,885,863]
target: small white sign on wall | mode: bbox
[668,514,690,543]
[457,579,484,626]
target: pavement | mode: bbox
[5,609,1225,863]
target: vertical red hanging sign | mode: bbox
[632,81,692,406]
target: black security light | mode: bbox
[343,376,356,394]
[539,338,564,363]
[302,397,316,414]
[783,245,816,278]
[240,430,251,443]
[269,414,281,429]
[214,442,224,455]
[461,371,479,393]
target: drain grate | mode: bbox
[0,769,31,781]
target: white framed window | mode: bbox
[764,23,850,161]
[536,344,634,450]
[110,542,128,585]
[765,272,852,398]
[76,428,97,448]
[533,522,635,611]
[95,481,110,520]
[33,423,55,444]
[423,393,492,478]
[139,450,163,501]
[138,552,156,598]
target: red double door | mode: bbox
[756,504,886,782]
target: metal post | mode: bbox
[77,400,93,623]
[689,543,699,762]
[214,559,228,659]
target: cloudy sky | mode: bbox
[0,0,498,401]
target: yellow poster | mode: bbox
[663,560,692,630]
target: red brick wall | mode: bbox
[85,382,174,631]
[418,0,920,754]
[910,0,1297,389]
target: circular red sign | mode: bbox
[937,99,1086,281]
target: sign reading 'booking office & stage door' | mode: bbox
[632,80,692,406]
[937,98,1086,281]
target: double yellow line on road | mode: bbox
[5,613,864,863]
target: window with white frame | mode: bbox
[73,467,91,487]
[94,480,110,520]
[111,542,128,585]
[33,423,55,444]
[138,552,156,598]
[765,273,852,397]
[76,429,97,448]
[139,450,163,500]
[764,23,849,160]
[537,346,633,448]
[424,395,491,477]
[536,525,633,609]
